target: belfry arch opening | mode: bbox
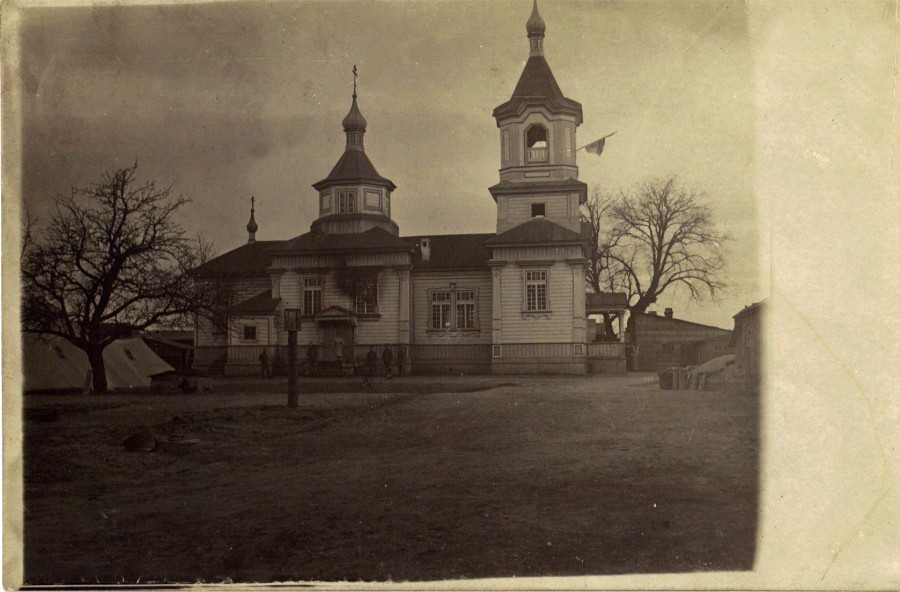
[525,124,549,163]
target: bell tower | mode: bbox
[490,0,587,234]
[312,66,398,235]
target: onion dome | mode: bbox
[342,93,367,133]
[526,0,546,38]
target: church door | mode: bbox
[322,323,354,361]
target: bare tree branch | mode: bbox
[21,163,213,392]
[603,175,730,315]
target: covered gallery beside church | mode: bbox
[192,1,629,375]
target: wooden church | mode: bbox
[192,1,628,375]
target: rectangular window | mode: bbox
[320,192,331,213]
[564,126,573,158]
[283,308,302,331]
[302,276,323,316]
[243,325,257,341]
[364,190,381,210]
[455,290,477,330]
[431,291,451,330]
[524,270,548,312]
[338,191,356,214]
[531,203,545,217]
[355,278,377,315]
[503,130,511,163]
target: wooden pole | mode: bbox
[287,330,298,408]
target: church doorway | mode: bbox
[322,322,354,362]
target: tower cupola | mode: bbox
[311,66,398,236]
[342,66,367,150]
[489,0,588,234]
[526,0,546,55]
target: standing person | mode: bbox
[363,345,377,389]
[333,334,344,364]
[306,342,319,376]
[382,346,394,379]
[258,349,270,379]
[396,346,406,377]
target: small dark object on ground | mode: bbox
[156,438,201,455]
[25,409,61,423]
[123,429,158,452]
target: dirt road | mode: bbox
[23,374,758,583]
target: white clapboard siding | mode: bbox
[280,271,302,309]
[196,315,227,346]
[411,271,493,344]
[229,316,272,345]
[500,262,574,343]
[355,269,400,345]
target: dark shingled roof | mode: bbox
[487,217,585,246]
[405,233,495,272]
[229,290,280,314]
[488,178,587,201]
[493,55,583,123]
[312,150,396,191]
[586,292,629,309]
[273,227,411,253]
[191,241,278,278]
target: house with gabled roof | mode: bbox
[191,1,626,375]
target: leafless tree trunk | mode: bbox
[21,163,213,393]
[580,186,614,294]
[606,175,729,316]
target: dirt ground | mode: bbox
[23,374,759,584]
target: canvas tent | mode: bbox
[23,333,175,392]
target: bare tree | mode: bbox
[580,186,620,336]
[580,186,614,294]
[606,175,729,316]
[21,163,212,392]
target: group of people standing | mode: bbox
[258,342,406,384]
[362,345,405,388]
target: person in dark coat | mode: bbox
[382,346,394,378]
[397,347,406,376]
[306,342,319,376]
[363,346,377,389]
[258,349,271,379]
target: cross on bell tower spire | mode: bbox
[342,64,367,151]
[246,195,258,243]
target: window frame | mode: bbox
[530,203,546,217]
[354,277,378,315]
[523,269,550,312]
[455,289,478,330]
[338,190,356,214]
[302,275,323,317]
[242,325,257,341]
[429,287,479,331]
[364,190,382,211]
[430,290,452,330]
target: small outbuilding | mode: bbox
[729,301,764,384]
[631,309,733,372]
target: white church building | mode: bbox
[192,1,628,375]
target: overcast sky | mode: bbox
[19,0,760,328]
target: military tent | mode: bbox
[23,333,175,392]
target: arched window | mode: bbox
[525,125,548,163]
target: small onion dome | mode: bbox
[246,208,258,233]
[526,0,546,37]
[342,95,368,133]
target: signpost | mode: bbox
[284,309,301,408]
